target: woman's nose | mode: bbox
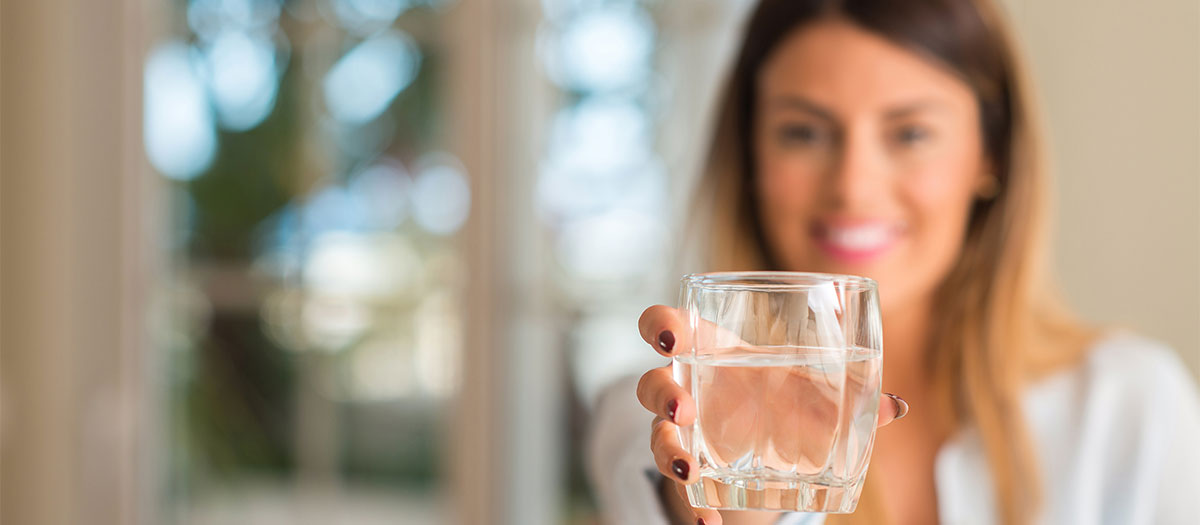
[826,129,887,210]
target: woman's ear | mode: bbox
[974,161,1000,200]
[975,173,1000,200]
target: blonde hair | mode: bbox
[691,1,1095,523]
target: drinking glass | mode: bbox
[673,271,883,513]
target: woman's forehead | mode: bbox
[757,19,975,114]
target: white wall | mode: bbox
[1002,0,1200,378]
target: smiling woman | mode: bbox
[587,1,1200,525]
[2,0,1196,524]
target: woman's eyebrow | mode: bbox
[883,100,949,119]
[767,95,836,122]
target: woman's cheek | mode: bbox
[902,168,977,282]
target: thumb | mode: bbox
[877,392,909,428]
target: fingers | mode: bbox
[650,417,698,485]
[638,305,688,356]
[637,366,695,426]
[877,392,909,428]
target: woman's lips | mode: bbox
[812,221,901,264]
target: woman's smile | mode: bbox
[810,218,905,265]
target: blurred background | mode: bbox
[1,0,1196,524]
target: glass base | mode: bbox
[685,472,865,513]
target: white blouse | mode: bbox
[586,333,1200,525]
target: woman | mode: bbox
[586,1,1200,524]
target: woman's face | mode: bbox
[754,18,989,313]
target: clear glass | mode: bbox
[673,271,883,513]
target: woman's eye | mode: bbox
[778,124,826,146]
[894,125,931,146]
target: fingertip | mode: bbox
[878,392,908,427]
[885,392,909,420]
[650,421,698,484]
[657,329,676,354]
[671,458,690,482]
[639,305,686,355]
[638,305,669,339]
[693,508,722,525]
[664,453,699,485]
[637,368,690,421]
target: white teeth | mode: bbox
[826,225,892,251]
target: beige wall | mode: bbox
[1002,0,1200,378]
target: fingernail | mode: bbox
[671,458,689,481]
[657,330,675,353]
[666,399,678,422]
[697,519,706,525]
[885,392,909,420]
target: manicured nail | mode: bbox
[885,392,909,420]
[666,399,678,422]
[657,330,675,353]
[671,459,689,481]
[697,519,707,525]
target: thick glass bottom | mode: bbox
[685,471,865,513]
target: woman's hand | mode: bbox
[635,305,908,525]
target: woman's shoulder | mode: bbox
[1022,331,1200,458]
[1071,332,1198,402]
[1086,331,1185,368]
[1028,331,1198,419]
[1022,332,1199,476]
[1024,332,1200,522]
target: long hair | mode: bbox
[693,1,1095,523]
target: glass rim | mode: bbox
[682,271,877,292]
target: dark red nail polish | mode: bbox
[666,399,678,422]
[672,459,689,480]
[658,330,675,353]
[697,519,706,525]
